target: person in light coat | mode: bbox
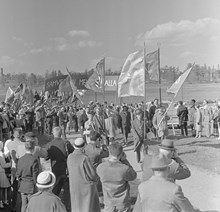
[152,107,169,141]
[133,154,200,212]
[67,137,100,212]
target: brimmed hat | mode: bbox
[36,171,56,189]
[74,137,85,149]
[150,154,169,170]
[159,139,175,151]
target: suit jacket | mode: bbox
[97,158,137,207]
[133,176,196,212]
[46,137,74,177]
[26,191,67,212]
[16,153,39,194]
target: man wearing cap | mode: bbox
[142,139,191,182]
[26,171,67,212]
[133,154,200,212]
[67,137,100,212]
[120,105,131,145]
[97,142,137,212]
[132,108,149,163]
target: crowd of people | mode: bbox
[0,97,219,212]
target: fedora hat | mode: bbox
[36,171,56,189]
[159,139,175,151]
[150,154,169,170]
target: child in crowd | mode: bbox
[0,141,11,209]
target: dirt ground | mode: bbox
[35,129,220,212]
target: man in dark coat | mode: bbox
[16,139,39,212]
[26,171,67,212]
[177,101,189,136]
[132,109,148,163]
[45,126,74,211]
[97,143,137,212]
[119,105,131,145]
[67,137,100,212]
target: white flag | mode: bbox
[118,49,144,97]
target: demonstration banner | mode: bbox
[45,74,119,94]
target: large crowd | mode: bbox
[0,97,219,212]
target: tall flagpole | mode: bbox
[144,43,147,141]
[103,57,106,102]
[158,46,162,106]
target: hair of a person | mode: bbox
[191,99,196,103]
[53,126,62,138]
[89,130,101,141]
[25,139,35,151]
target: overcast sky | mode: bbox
[0,0,220,74]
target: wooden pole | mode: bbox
[103,57,106,102]
[144,43,147,140]
[158,47,162,106]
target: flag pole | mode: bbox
[157,63,195,129]
[103,57,106,102]
[158,46,162,106]
[144,43,147,141]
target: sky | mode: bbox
[0,0,220,75]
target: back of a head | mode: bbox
[89,130,101,141]
[53,126,62,138]
[109,142,123,157]
[25,139,35,152]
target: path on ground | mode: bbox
[67,133,220,212]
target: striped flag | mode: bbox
[167,65,194,95]
[118,49,145,97]
[66,67,78,95]
[85,58,105,92]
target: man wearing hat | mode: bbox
[142,139,191,182]
[26,171,67,212]
[97,142,137,212]
[67,137,100,212]
[133,154,199,212]
[119,105,131,146]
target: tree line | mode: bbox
[2,63,220,89]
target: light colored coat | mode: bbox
[133,176,196,212]
[67,149,100,212]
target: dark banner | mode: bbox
[45,74,88,93]
[45,74,119,94]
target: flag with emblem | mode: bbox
[85,58,105,92]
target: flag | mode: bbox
[118,49,145,97]
[66,67,78,94]
[22,85,33,104]
[167,65,194,95]
[85,58,105,92]
[145,50,159,81]
[5,87,14,104]
[58,76,72,95]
